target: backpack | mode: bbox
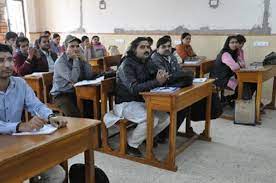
[166,70,194,88]
[263,52,276,65]
[69,163,109,183]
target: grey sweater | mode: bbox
[50,53,94,96]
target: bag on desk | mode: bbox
[166,70,194,88]
[234,99,256,125]
[190,91,223,121]
[263,52,276,65]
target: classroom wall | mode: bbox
[26,0,275,100]
[25,0,275,34]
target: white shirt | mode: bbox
[41,49,55,72]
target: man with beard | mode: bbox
[0,43,67,182]
[150,36,193,138]
[115,37,170,157]
[38,35,58,72]
[51,35,95,117]
[13,37,48,76]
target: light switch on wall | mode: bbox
[253,41,269,47]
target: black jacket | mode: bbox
[210,51,236,88]
[39,49,58,67]
[115,55,160,104]
[150,51,182,75]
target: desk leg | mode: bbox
[266,76,276,110]
[200,94,212,141]
[93,95,100,120]
[165,110,177,170]
[77,97,84,117]
[199,65,203,78]
[256,78,262,123]
[238,81,244,99]
[85,149,95,183]
[146,98,154,160]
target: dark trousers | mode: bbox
[53,92,81,117]
[227,83,257,101]
[158,107,190,139]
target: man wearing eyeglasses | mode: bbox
[0,43,67,182]
[51,35,95,117]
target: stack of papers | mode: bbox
[193,78,207,83]
[25,72,50,77]
[12,124,57,136]
[151,87,180,93]
[184,60,201,64]
[74,76,104,87]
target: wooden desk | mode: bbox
[180,59,214,77]
[75,84,101,119]
[236,66,274,123]
[0,117,101,183]
[140,80,214,171]
[88,58,104,74]
[24,75,44,101]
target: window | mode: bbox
[6,0,26,34]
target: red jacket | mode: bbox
[13,51,49,76]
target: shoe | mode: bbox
[126,144,143,157]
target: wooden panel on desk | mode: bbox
[0,117,100,183]
[103,54,122,71]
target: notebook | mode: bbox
[193,78,207,83]
[74,76,105,87]
[150,87,180,93]
[12,124,58,136]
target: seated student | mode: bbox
[0,44,67,183]
[38,35,58,72]
[5,31,18,55]
[176,32,197,61]
[115,37,170,157]
[35,30,51,49]
[150,36,191,137]
[91,35,107,58]
[50,33,63,56]
[80,36,94,61]
[13,37,49,76]
[210,36,256,103]
[163,35,183,63]
[51,35,95,117]
[236,34,246,68]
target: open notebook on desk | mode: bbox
[74,76,104,87]
[12,124,58,136]
[150,87,180,93]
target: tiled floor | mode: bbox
[68,109,276,183]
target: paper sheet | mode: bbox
[12,124,58,136]
[74,76,104,87]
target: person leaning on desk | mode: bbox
[0,44,67,182]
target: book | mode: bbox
[74,76,105,87]
[193,78,207,83]
[150,87,180,93]
[12,124,58,136]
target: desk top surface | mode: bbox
[141,79,214,97]
[181,59,214,67]
[237,65,272,73]
[0,117,100,165]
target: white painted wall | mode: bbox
[25,0,276,34]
